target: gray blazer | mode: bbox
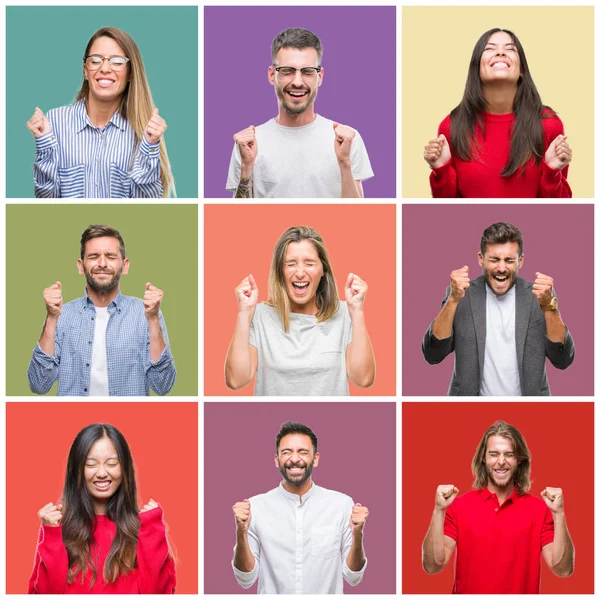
[422,276,575,396]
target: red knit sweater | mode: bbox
[429,112,572,198]
[28,506,175,594]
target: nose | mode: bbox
[291,69,304,86]
[295,265,305,277]
[96,465,107,477]
[99,58,112,73]
[98,254,107,267]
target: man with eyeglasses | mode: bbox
[231,421,369,593]
[226,28,374,198]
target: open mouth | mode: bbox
[491,61,510,69]
[492,274,509,285]
[95,78,116,88]
[286,89,309,100]
[93,480,112,492]
[286,466,305,476]
[291,281,310,296]
[494,469,509,477]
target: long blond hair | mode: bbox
[267,226,339,333]
[76,27,175,197]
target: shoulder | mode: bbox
[254,119,277,133]
[248,486,281,508]
[516,277,533,291]
[46,102,80,121]
[517,491,548,511]
[452,489,480,508]
[541,108,565,136]
[438,115,452,136]
[314,484,353,505]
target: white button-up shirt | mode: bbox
[232,481,367,594]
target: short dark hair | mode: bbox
[276,421,318,453]
[80,224,126,260]
[480,222,523,257]
[271,28,323,65]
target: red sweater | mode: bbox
[429,112,572,198]
[28,507,176,594]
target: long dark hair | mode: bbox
[450,28,553,177]
[62,423,140,586]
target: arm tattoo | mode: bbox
[235,176,253,198]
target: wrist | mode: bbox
[240,163,254,179]
[338,157,352,169]
[145,313,160,323]
[433,506,447,516]
[45,312,59,322]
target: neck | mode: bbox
[86,96,121,129]
[283,478,313,502]
[489,480,514,505]
[87,286,119,307]
[290,299,318,315]
[483,83,517,115]
[276,106,317,127]
[94,501,108,515]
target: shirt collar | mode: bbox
[74,100,127,133]
[480,485,520,504]
[83,287,123,309]
[278,480,317,504]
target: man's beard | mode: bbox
[486,463,515,488]
[85,267,122,293]
[275,82,318,116]
[279,459,314,487]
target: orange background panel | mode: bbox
[6,402,198,594]
[204,204,396,396]
[402,402,594,594]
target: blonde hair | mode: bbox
[471,420,532,494]
[77,27,175,197]
[267,226,339,333]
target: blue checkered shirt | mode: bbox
[33,101,163,198]
[27,289,176,396]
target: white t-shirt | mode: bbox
[89,306,110,396]
[249,302,353,396]
[226,115,374,198]
[480,284,521,396]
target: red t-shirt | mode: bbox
[444,488,554,594]
[430,111,572,198]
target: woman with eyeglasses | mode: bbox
[28,423,176,593]
[225,225,376,396]
[423,28,572,198]
[26,27,175,198]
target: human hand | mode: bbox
[424,134,451,169]
[144,282,163,319]
[350,503,369,534]
[235,274,259,315]
[38,502,63,526]
[234,126,258,168]
[333,122,356,164]
[532,272,555,308]
[140,498,160,513]
[43,282,63,318]
[26,107,52,139]
[544,135,571,171]
[541,487,564,514]
[144,108,167,144]
[449,266,470,302]
[345,273,368,313]
[435,485,459,510]
[233,499,251,532]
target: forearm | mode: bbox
[550,512,575,577]
[234,164,254,198]
[38,315,58,356]
[339,161,361,198]
[347,311,375,387]
[544,310,567,343]
[147,316,167,361]
[431,298,459,340]
[33,135,60,198]
[130,139,163,198]
[233,530,256,572]
[429,163,458,198]
[28,526,68,593]
[137,508,176,593]
[422,508,447,574]
[345,531,366,571]
[225,313,254,390]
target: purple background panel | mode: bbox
[204,402,396,594]
[402,204,594,396]
[204,6,396,198]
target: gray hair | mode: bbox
[271,28,323,65]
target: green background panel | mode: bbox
[6,6,198,198]
[6,204,198,396]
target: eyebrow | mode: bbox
[485,42,516,47]
[86,456,119,461]
[280,447,310,452]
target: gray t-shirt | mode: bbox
[226,115,374,198]
[249,302,353,396]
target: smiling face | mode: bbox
[84,437,123,513]
[282,239,325,314]
[478,241,523,296]
[274,433,319,487]
[84,36,130,105]
[479,30,521,85]
[269,47,323,116]
[77,236,129,293]
[484,435,518,491]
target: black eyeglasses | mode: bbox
[274,66,322,81]
[84,55,130,72]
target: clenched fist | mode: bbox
[345,273,368,313]
[333,122,356,164]
[38,502,63,526]
[545,135,571,171]
[26,107,52,139]
[233,499,251,532]
[450,266,470,302]
[532,272,555,308]
[140,498,159,513]
[435,484,459,510]
[424,134,451,169]
[144,108,167,145]
[541,487,564,514]
[43,282,63,317]
[235,274,259,315]
[350,502,369,534]
[234,126,258,168]
[144,282,163,319]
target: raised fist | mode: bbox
[234,126,258,167]
[235,274,259,315]
[541,487,564,514]
[424,134,451,169]
[140,498,160,513]
[345,273,368,313]
[38,502,63,526]
[333,122,356,163]
[350,502,369,534]
[43,282,63,317]
[144,108,167,145]
[545,135,571,171]
[532,272,554,308]
[26,107,52,139]
[233,499,251,531]
[144,282,164,319]
[450,266,470,302]
[435,484,459,510]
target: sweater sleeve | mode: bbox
[28,525,68,594]
[429,116,458,197]
[539,116,572,198]
[136,507,176,594]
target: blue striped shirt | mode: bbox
[33,101,163,198]
[27,289,176,396]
